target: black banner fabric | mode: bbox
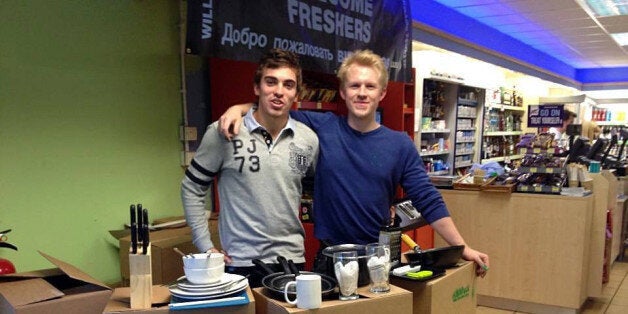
[186,0,412,82]
[528,104,564,128]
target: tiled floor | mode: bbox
[477,257,628,314]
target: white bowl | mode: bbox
[182,252,224,269]
[184,264,225,284]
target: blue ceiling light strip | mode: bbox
[411,1,575,80]
[577,66,628,83]
[412,0,628,86]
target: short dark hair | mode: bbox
[564,109,577,120]
[254,48,302,92]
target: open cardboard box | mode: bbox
[0,251,112,314]
[117,216,221,286]
[253,284,412,314]
[103,285,255,314]
[390,261,477,314]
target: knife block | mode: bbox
[129,245,152,309]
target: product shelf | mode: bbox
[483,131,524,137]
[420,150,450,157]
[421,129,451,134]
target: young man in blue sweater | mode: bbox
[219,50,489,277]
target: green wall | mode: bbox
[0,1,184,284]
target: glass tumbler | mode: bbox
[332,251,359,300]
[365,243,391,293]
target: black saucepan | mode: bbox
[404,245,465,268]
[252,257,337,300]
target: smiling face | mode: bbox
[339,64,387,123]
[253,66,298,122]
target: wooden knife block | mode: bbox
[129,245,152,309]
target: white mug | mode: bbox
[283,274,322,309]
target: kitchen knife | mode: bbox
[130,204,137,254]
[142,208,149,255]
[136,204,143,243]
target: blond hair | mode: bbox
[336,49,388,89]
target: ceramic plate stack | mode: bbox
[169,273,249,301]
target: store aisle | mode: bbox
[476,259,628,314]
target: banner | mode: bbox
[186,0,412,82]
[527,104,564,128]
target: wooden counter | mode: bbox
[435,189,600,313]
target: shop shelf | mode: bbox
[427,170,450,176]
[455,151,474,156]
[420,150,450,157]
[421,129,451,133]
[454,161,473,168]
[485,103,525,112]
[518,147,562,155]
[480,154,524,164]
[483,131,524,137]
[516,184,561,194]
[457,98,478,106]
[518,166,564,174]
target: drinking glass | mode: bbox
[365,243,391,293]
[333,251,359,300]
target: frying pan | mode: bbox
[404,245,465,268]
[252,257,337,300]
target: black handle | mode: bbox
[0,242,17,251]
[252,258,275,275]
[287,259,300,276]
[276,256,290,275]
[130,223,137,254]
[136,204,143,243]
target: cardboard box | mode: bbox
[103,284,255,314]
[0,251,112,314]
[390,261,477,314]
[253,284,412,314]
[120,227,197,286]
[119,216,221,286]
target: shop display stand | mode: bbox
[454,97,479,173]
[129,246,152,309]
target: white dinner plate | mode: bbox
[175,273,237,290]
[169,275,248,300]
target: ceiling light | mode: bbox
[584,0,628,17]
[610,32,628,45]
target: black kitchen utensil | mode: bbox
[404,245,465,268]
[287,259,300,276]
[142,208,149,254]
[130,205,137,254]
[136,204,143,243]
[253,257,336,300]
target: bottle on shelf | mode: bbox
[506,113,514,132]
[489,110,499,132]
[514,114,521,131]
[498,111,505,131]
